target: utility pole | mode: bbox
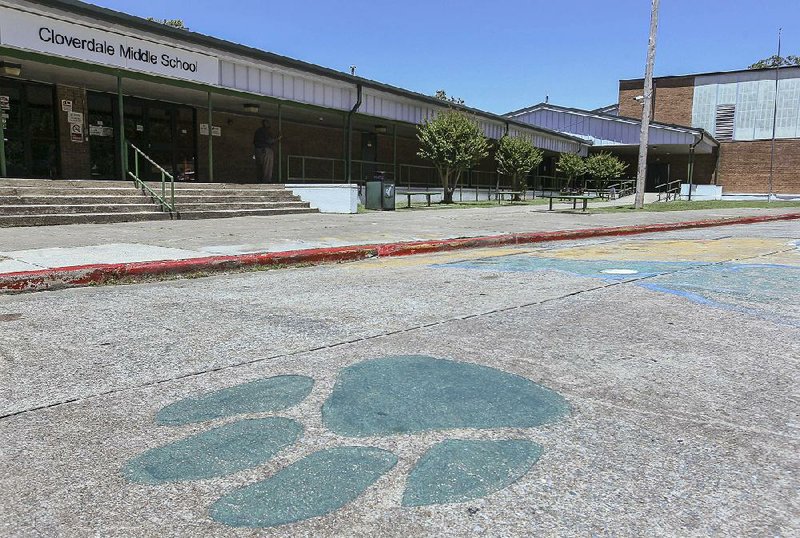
[635,0,660,209]
[768,28,782,203]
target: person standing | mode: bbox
[253,119,277,183]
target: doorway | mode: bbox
[87,93,197,181]
[360,132,378,182]
[0,77,58,178]
[646,162,670,191]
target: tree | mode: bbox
[496,136,543,201]
[556,153,585,192]
[417,110,489,204]
[147,17,188,30]
[585,152,628,187]
[434,90,465,106]
[748,55,800,69]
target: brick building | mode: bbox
[510,67,800,197]
[619,67,800,195]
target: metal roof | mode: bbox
[618,64,800,84]
[506,103,719,152]
[24,0,590,148]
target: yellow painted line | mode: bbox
[539,238,792,263]
[347,247,541,270]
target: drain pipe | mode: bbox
[346,84,363,184]
[687,133,702,201]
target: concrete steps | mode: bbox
[0,179,318,227]
[0,212,173,227]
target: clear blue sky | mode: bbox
[89,0,798,114]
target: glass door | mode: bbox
[117,97,196,181]
[0,78,58,178]
[87,92,117,179]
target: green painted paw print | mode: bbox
[123,356,568,528]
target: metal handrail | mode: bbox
[655,179,682,202]
[126,143,175,212]
[606,179,636,198]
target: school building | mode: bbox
[0,0,591,224]
[1,1,798,226]
[510,66,800,197]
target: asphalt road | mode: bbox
[1,220,798,536]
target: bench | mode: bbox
[494,190,525,204]
[397,190,441,208]
[543,194,598,211]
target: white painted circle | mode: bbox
[601,268,639,275]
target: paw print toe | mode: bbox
[402,439,543,507]
[123,417,302,484]
[155,375,313,426]
[209,446,398,528]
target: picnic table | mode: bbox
[397,190,441,208]
[543,194,598,211]
[494,190,525,204]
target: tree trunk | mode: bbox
[512,174,522,201]
[443,189,454,204]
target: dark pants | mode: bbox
[255,147,274,183]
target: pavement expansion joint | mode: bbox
[2,243,796,422]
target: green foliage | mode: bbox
[748,55,800,69]
[585,152,628,182]
[147,17,188,30]
[496,136,543,196]
[556,153,585,184]
[434,90,465,106]
[417,110,489,203]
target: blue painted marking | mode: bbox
[156,375,314,426]
[123,418,303,483]
[209,447,398,528]
[402,439,543,506]
[437,254,800,326]
[438,255,696,281]
[322,356,569,437]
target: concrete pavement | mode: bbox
[1,221,798,536]
[1,205,798,271]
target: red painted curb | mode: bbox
[2,212,798,293]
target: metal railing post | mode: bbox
[0,109,6,178]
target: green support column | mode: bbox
[117,75,125,180]
[207,92,214,182]
[277,103,283,183]
[344,113,351,183]
[393,124,398,186]
[0,106,6,177]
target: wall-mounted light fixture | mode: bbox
[374,125,388,134]
[0,62,22,77]
[243,103,260,113]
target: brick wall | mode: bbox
[717,139,800,193]
[618,76,695,126]
[55,85,91,179]
[618,85,644,119]
[196,110,429,183]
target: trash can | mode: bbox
[365,171,395,211]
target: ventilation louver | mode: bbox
[715,104,735,141]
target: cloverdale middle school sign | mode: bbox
[0,5,219,85]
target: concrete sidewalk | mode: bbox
[1,205,799,275]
